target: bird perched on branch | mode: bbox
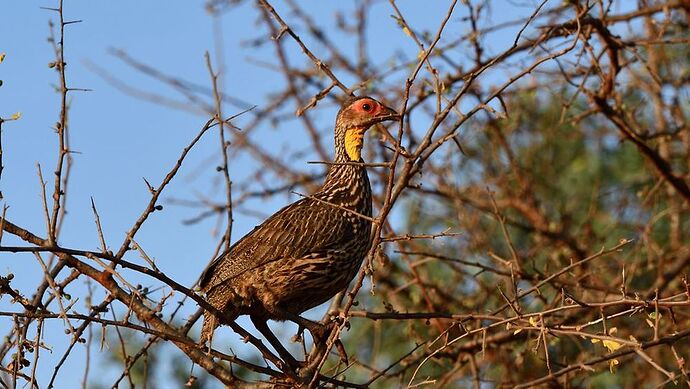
[198,96,399,367]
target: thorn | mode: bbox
[143,178,156,194]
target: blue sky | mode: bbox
[0,1,561,386]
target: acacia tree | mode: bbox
[1,0,690,387]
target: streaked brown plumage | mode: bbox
[198,96,398,365]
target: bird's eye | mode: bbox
[362,103,372,111]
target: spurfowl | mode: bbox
[199,96,399,366]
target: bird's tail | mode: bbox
[199,286,237,345]
[200,312,217,345]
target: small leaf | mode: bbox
[185,375,198,387]
[608,327,617,335]
[402,26,413,37]
[648,312,661,320]
[603,339,622,352]
[528,317,538,327]
[591,338,601,344]
[0,53,5,63]
[513,328,522,335]
[609,358,619,373]
[10,112,21,120]
[417,50,426,61]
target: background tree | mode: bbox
[1,0,689,387]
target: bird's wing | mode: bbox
[199,198,352,292]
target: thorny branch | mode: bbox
[2,0,690,388]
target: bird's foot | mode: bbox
[330,312,351,331]
[290,325,305,343]
[306,321,333,344]
[307,321,349,365]
[280,355,306,372]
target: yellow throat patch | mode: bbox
[344,127,366,160]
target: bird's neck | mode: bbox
[318,128,371,211]
[334,124,367,162]
[329,124,367,188]
[319,162,371,213]
[323,155,368,189]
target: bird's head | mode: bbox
[335,96,399,161]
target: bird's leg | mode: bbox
[264,306,325,342]
[250,315,303,371]
[265,306,349,365]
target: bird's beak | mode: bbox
[360,104,400,128]
[376,104,401,123]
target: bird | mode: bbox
[198,95,399,367]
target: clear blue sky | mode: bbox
[0,1,556,386]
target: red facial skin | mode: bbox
[352,98,384,118]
